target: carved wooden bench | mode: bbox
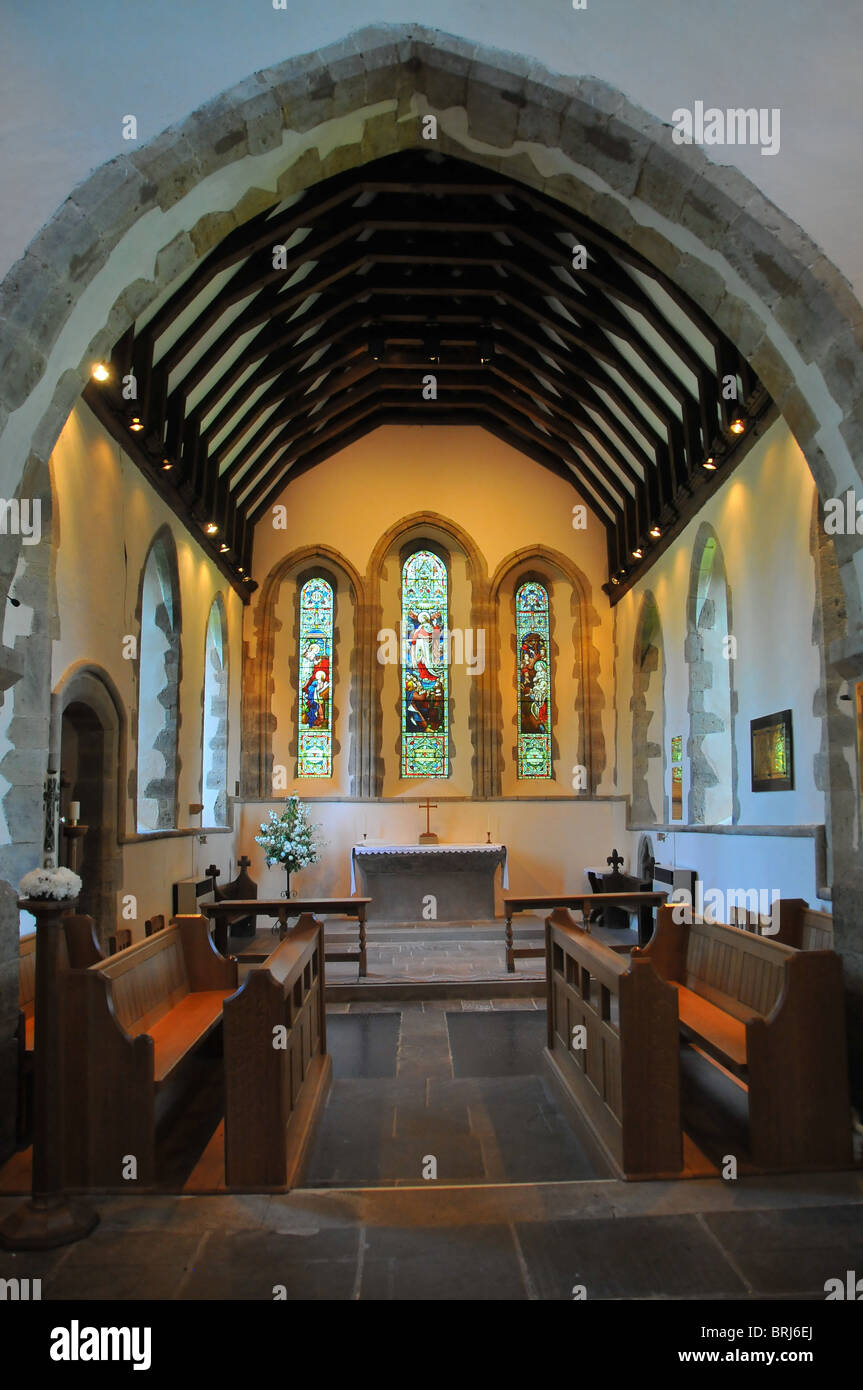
[62,915,238,1188]
[223,914,330,1189]
[634,905,853,1170]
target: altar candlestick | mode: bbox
[68,801,80,826]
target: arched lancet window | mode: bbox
[516,580,552,778]
[687,529,734,824]
[202,596,229,824]
[631,591,664,822]
[298,577,334,777]
[136,535,180,832]
[402,549,448,778]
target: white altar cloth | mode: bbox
[350,843,508,894]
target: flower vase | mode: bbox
[283,865,291,900]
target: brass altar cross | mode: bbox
[419,799,438,837]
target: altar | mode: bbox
[350,844,508,924]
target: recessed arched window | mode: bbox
[136,534,181,832]
[687,528,735,824]
[298,577,334,777]
[401,549,448,778]
[516,581,552,778]
[202,596,229,824]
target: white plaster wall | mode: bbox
[251,424,615,798]
[615,414,830,906]
[46,401,245,935]
[2,3,861,303]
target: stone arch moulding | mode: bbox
[368,511,492,798]
[630,590,666,825]
[244,545,363,799]
[134,524,183,832]
[2,22,863,1073]
[491,545,606,795]
[685,523,738,827]
[201,592,230,826]
[50,661,126,946]
[2,25,863,649]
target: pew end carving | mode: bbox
[223,913,330,1190]
[62,916,238,1189]
[544,907,683,1180]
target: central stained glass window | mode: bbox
[516,580,552,778]
[298,577,333,777]
[401,550,449,778]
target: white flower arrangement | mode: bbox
[255,796,322,874]
[19,866,82,902]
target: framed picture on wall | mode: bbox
[750,709,794,792]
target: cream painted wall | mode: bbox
[239,796,626,917]
[250,424,614,801]
[614,415,831,906]
[45,401,245,936]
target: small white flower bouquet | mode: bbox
[255,796,322,873]
[19,866,82,902]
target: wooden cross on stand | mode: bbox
[237,855,252,871]
[607,847,625,873]
[418,798,438,845]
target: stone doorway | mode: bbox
[52,668,124,951]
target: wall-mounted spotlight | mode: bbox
[729,416,747,435]
[424,327,441,364]
[368,332,385,362]
[478,333,494,365]
[649,524,662,539]
[91,362,111,383]
[161,458,173,472]
[204,522,219,536]
[219,542,229,554]
[702,456,717,471]
[631,546,644,560]
[128,416,144,433]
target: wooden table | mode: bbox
[503,891,668,971]
[202,897,371,977]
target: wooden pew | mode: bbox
[544,907,683,1178]
[203,896,370,977]
[223,913,330,1189]
[504,891,667,971]
[768,897,834,950]
[144,913,166,938]
[208,855,258,938]
[62,913,104,968]
[634,905,853,1171]
[62,915,238,1189]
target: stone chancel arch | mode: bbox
[0,20,862,1133]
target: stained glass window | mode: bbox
[401,550,448,778]
[298,577,333,778]
[516,581,552,778]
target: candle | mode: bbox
[69,801,80,824]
